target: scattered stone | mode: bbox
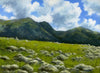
[72,56,83,61]
[16,69,28,73]
[39,64,58,72]
[40,50,51,56]
[74,64,94,72]
[55,65,66,70]
[60,70,70,73]
[29,60,39,65]
[14,54,32,63]
[19,47,26,51]
[1,64,19,70]
[6,46,18,52]
[56,54,68,61]
[21,64,33,73]
[26,49,35,55]
[51,60,64,65]
[39,71,48,73]
[96,66,100,69]
[0,56,10,60]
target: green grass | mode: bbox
[0,37,100,73]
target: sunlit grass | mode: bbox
[0,37,100,73]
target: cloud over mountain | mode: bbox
[0,0,100,32]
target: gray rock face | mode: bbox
[74,64,94,72]
[21,64,33,73]
[39,64,58,72]
[1,64,19,70]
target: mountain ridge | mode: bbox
[0,18,100,46]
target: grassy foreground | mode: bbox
[0,37,100,73]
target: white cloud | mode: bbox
[82,0,100,15]
[35,0,82,31]
[94,25,100,32]
[0,0,82,31]
[0,0,40,19]
[81,18,100,32]
[31,14,53,23]
[0,14,8,20]
[52,2,81,30]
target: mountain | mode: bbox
[60,27,100,45]
[0,18,100,46]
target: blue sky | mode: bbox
[0,0,100,32]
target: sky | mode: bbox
[0,0,100,32]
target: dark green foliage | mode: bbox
[0,18,100,46]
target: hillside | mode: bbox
[0,37,100,73]
[0,18,100,46]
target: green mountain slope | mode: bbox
[0,18,100,46]
[0,18,58,41]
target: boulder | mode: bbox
[0,56,10,60]
[74,64,94,72]
[39,64,58,72]
[16,69,28,73]
[14,54,32,63]
[1,64,19,70]
[60,70,70,73]
[39,71,48,73]
[6,46,18,52]
[56,54,68,61]
[29,60,39,65]
[19,47,26,51]
[51,60,64,65]
[55,65,66,70]
[21,64,33,73]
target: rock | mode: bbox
[60,70,70,73]
[14,54,32,63]
[0,56,10,60]
[56,54,68,61]
[72,57,82,61]
[74,64,94,72]
[51,51,54,56]
[19,47,26,51]
[39,64,58,72]
[21,64,33,73]
[96,66,100,69]
[55,65,66,70]
[1,64,19,70]
[26,49,35,54]
[39,71,48,73]
[58,50,63,54]
[16,69,28,73]
[6,46,18,52]
[63,53,71,57]
[29,60,39,65]
[51,60,64,65]
[40,50,51,56]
